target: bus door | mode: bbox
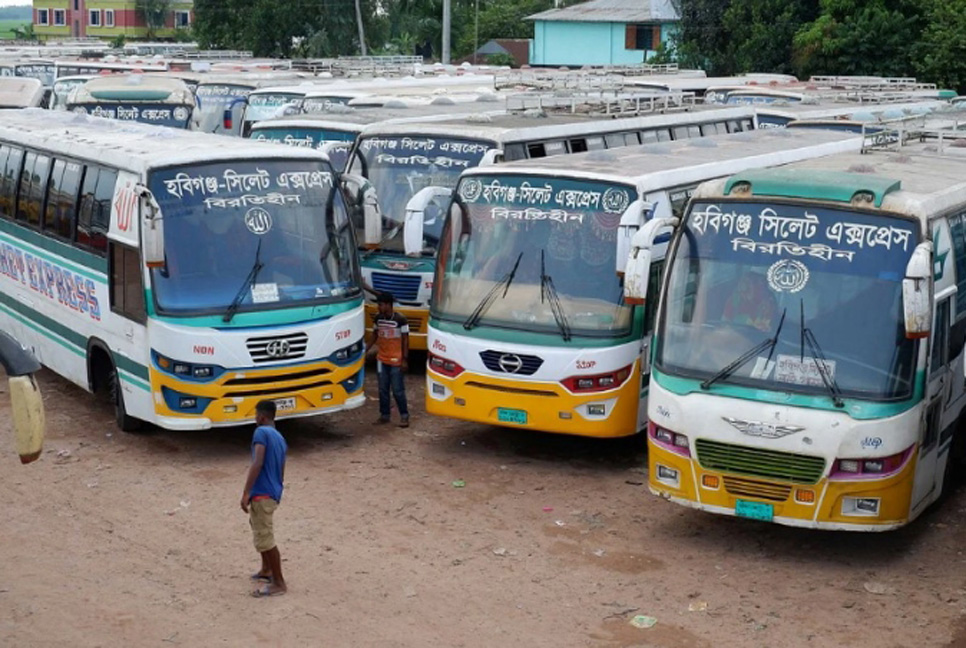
[914,293,953,509]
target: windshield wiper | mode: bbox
[800,299,844,408]
[462,252,523,331]
[223,238,264,323]
[540,250,571,342]
[701,308,786,390]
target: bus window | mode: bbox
[569,138,588,153]
[0,146,23,218]
[586,136,605,151]
[44,159,82,240]
[77,167,114,254]
[623,131,641,146]
[656,129,672,142]
[503,144,527,161]
[641,130,659,144]
[726,120,744,133]
[543,140,567,156]
[672,126,689,140]
[526,142,546,158]
[604,133,625,148]
[701,122,722,136]
[110,244,146,322]
[16,152,51,227]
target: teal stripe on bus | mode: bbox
[0,290,150,383]
[0,300,84,358]
[0,219,108,279]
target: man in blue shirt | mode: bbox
[240,400,288,597]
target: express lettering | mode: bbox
[0,242,101,320]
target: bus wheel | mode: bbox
[109,367,142,433]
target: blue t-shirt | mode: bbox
[251,425,287,502]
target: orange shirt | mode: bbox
[375,313,409,366]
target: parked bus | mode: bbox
[54,60,169,78]
[425,128,864,436]
[67,75,196,129]
[0,109,364,431]
[193,75,311,136]
[0,78,45,109]
[629,125,966,530]
[347,104,760,350]
[49,75,93,111]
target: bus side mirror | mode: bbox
[139,186,165,268]
[342,173,381,248]
[0,331,44,464]
[624,217,678,305]
[615,199,650,275]
[902,242,932,339]
[480,148,504,166]
[404,186,453,256]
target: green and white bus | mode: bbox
[426,128,864,436]
[631,125,966,529]
[67,75,196,129]
[0,109,364,431]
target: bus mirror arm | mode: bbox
[623,217,678,306]
[404,186,453,257]
[138,185,165,269]
[615,200,651,275]
[902,242,932,339]
[342,174,382,248]
[0,331,45,465]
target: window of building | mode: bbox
[37,9,49,25]
[105,9,115,27]
[44,159,82,241]
[16,152,51,227]
[110,244,146,322]
[53,9,65,25]
[89,9,101,26]
[175,10,190,27]
[625,24,660,51]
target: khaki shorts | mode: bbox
[249,498,279,553]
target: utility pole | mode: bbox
[355,0,368,56]
[442,0,451,63]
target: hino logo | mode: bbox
[265,339,291,358]
[723,417,804,439]
[497,353,524,374]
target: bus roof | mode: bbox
[694,134,966,223]
[0,108,332,174]
[69,74,194,104]
[0,78,44,108]
[356,104,756,143]
[758,98,948,123]
[463,127,863,196]
[251,101,505,131]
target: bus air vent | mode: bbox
[695,439,825,484]
[480,350,544,376]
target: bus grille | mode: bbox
[371,272,421,302]
[695,439,826,484]
[479,350,544,376]
[247,332,308,364]
[723,476,792,502]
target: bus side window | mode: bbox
[641,130,659,144]
[77,166,112,255]
[503,144,526,161]
[110,243,146,323]
[671,125,689,140]
[585,136,605,151]
[726,120,743,133]
[700,122,722,136]
[0,145,20,218]
[526,142,546,158]
[569,138,588,153]
[44,159,81,241]
[16,152,51,228]
[604,133,624,148]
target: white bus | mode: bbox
[0,109,365,431]
[348,104,760,350]
[425,128,864,436]
[629,124,966,529]
[67,75,196,129]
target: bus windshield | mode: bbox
[655,200,920,401]
[149,160,360,316]
[251,126,356,150]
[51,78,89,111]
[433,173,636,337]
[245,93,303,123]
[348,135,493,252]
[194,84,254,133]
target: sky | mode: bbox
[0,1,30,8]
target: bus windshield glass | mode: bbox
[655,200,919,400]
[149,160,360,316]
[51,78,89,110]
[194,84,254,133]
[245,93,303,123]
[251,126,356,150]
[348,135,493,252]
[433,173,636,337]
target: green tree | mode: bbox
[914,0,966,93]
[454,0,551,58]
[135,0,172,39]
[723,0,818,75]
[670,0,732,74]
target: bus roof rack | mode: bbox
[860,112,966,153]
[505,89,697,116]
[809,75,938,91]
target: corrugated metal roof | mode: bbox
[527,0,679,23]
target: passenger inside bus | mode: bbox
[720,271,778,332]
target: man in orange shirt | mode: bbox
[368,292,410,427]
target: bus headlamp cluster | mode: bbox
[832,446,912,478]
[332,339,364,364]
[650,423,691,457]
[561,365,631,393]
[428,352,464,378]
[154,353,224,381]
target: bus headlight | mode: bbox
[561,365,631,393]
[332,339,364,364]
[649,423,691,457]
[831,445,913,479]
[428,352,464,378]
[153,351,223,381]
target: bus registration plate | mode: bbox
[274,397,296,411]
[735,500,773,522]
[497,408,527,425]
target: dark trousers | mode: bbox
[377,362,408,418]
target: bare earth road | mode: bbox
[3,367,966,648]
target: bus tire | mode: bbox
[109,367,142,433]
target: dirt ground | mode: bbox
[3,365,966,648]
